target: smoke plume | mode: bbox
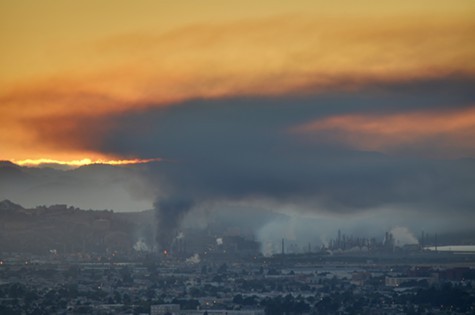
[390,226,419,246]
[95,83,475,244]
[154,197,194,250]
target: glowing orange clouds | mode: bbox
[294,107,475,158]
[2,16,474,120]
[1,1,475,161]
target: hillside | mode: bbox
[0,200,155,255]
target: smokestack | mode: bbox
[338,229,341,248]
[282,238,285,255]
[420,231,425,250]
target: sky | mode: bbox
[1,1,475,246]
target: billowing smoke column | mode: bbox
[103,94,475,248]
[154,197,194,251]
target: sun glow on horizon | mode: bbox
[12,157,161,168]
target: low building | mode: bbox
[385,276,437,287]
[151,304,181,315]
[150,305,264,315]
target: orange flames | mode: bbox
[12,157,161,168]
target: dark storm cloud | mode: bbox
[93,79,475,223]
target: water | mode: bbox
[425,245,475,252]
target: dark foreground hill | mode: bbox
[0,200,155,254]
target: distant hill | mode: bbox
[0,199,24,212]
[0,161,27,179]
[0,162,153,212]
[0,161,21,168]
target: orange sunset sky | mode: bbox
[1,0,475,165]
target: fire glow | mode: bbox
[12,158,161,168]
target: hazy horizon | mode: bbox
[1,1,475,253]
